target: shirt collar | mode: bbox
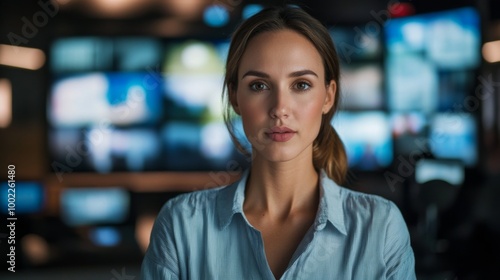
[315,170,347,235]
[216,169,347,236]
[216,169,248,230]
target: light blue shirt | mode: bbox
[141,169,416,279]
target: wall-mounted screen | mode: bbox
[0,182,44,214]
[60,187,130,226]
[385,7,480,113]
[429,113,478,166]
[332,111,393,170]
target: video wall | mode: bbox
[47,7,481,174]
[330,7,480,171]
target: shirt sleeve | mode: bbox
[384,201,416,280]
[141,256,179,280]
[140,203,180,280]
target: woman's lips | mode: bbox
[265,126,297,142]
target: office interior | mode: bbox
[0,0,500,279]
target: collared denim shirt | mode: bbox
[141,169,416,280]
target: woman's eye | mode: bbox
[295,82,311,91]
[249,82,269,91]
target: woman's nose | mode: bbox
[269,89,290,119]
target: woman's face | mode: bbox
[232,29,335,163]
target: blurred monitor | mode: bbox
[0,181,44,215]
[437,70,476,111]
[386,54,438,112]
[415,159,464,186]
[429,113,478,166]
[332,111,393,170]
[340,64,384,110]
[391,112,428,155]
[162,121,247,171]
[51,37,161,73]
[330,25,384,111]
[162,40,228,121]
[385,7,480,113]
[88,226,122,247]
[60,187,130,226]
[385,7,480,68]
[49,128,162,173]
[48,72,163,127]
[329,26,382,62]
[51,37,113,73]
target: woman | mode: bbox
[142,6,415,280]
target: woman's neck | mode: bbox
[243,153,320,221]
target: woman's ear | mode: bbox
[229,84,241,115]
[323,80,336,114]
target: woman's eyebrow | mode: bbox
[241,69,318,79]
[289,69,318,78]
[241,70,269,79]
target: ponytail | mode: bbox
[313,118,348,185]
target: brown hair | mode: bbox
[222,6,348,185]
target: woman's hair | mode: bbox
[222,6,348,185]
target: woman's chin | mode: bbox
[253,147,304,165]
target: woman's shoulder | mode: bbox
[335,185,403,222]
[156,183,233,222]
[320,171,397,214]
[334,185,410,241]
[341,187,394,208]
[162,186,225,211]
